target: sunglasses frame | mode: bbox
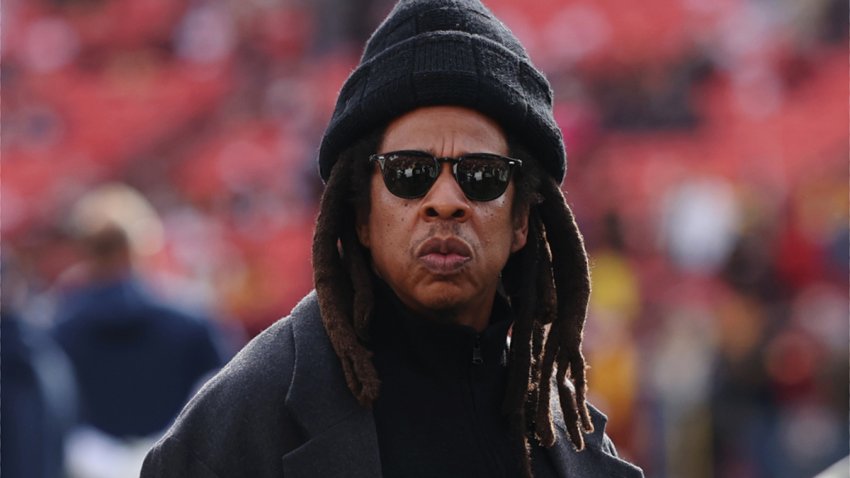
[368,150,522,201]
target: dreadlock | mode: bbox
[312,132,382,405]
[312,132,594,477]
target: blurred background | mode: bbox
[1,0,847,477]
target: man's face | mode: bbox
[356,106,529,329]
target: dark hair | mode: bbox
[312,131,593,478]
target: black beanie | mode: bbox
[317,0,566,183]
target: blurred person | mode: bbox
[583,213,641,456]
[51,183,227,477]
[142,0,643,477]
[660,176,741,274]
[1,254,78,478]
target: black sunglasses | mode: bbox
[368,150,522,201]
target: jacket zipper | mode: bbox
[471,334,483,365]
[469,333,505,476]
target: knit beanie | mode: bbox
[318,0,566,183]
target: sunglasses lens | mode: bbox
[455,156,512,201]
[381,154,438,198]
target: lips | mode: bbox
[416,237,473,274]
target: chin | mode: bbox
[413,286,469,313]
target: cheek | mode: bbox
[366,193,416,267]
[482,198,519,250]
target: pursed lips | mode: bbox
[416,236,473,274]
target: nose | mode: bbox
[420,163,470,221]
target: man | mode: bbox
[53,183,226,440]
[142,0,644,476]
[1,255,77,478]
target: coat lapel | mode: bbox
[281,292,382,477]
[281,411,380,478]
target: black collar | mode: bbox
[369,278,513,379]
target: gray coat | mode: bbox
[142,292,644,477]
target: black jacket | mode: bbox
[142,291,644,477]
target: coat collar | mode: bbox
[282,291,382,477]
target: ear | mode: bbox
[510,207,529,253]
[356,210,371,249]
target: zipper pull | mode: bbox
[472,335,483,365]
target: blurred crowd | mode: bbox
[1,0,847,477]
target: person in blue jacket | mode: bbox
[1,256,77,478]
[53,184,227,440]
[143,1,644,476]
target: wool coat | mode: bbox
[141,291,644,478]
